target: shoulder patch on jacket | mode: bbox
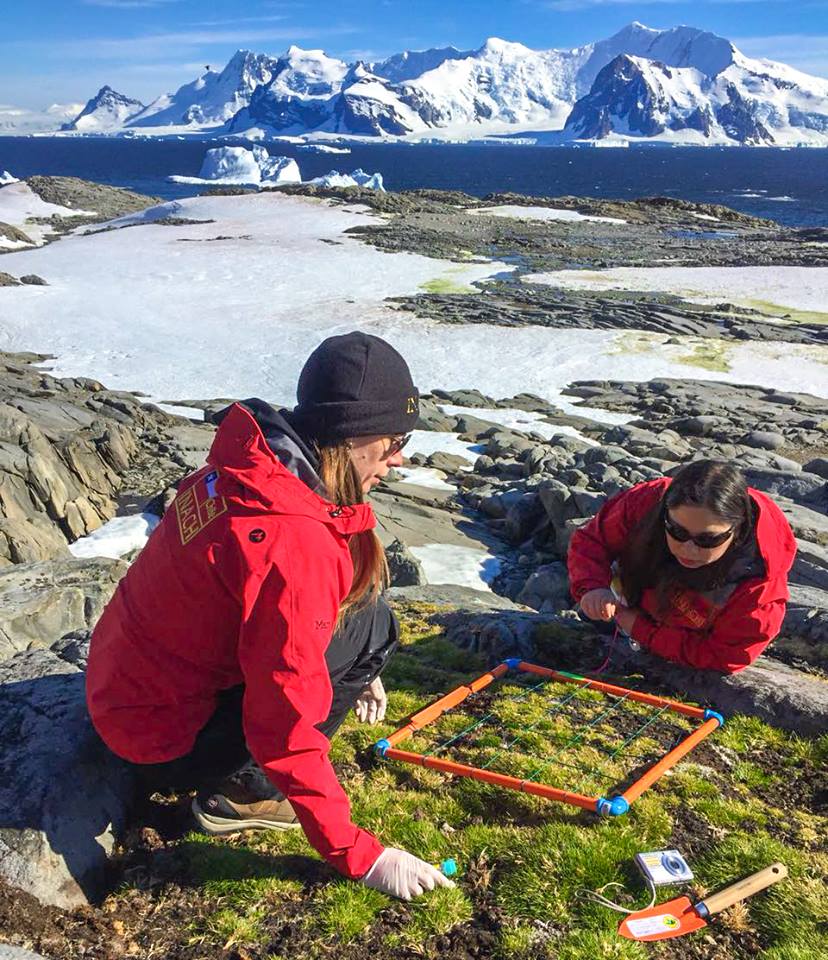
[175,471,227,545]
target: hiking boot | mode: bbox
[192,759,300,834]
[192,792,300,834]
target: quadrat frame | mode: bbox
[374,659,724,816]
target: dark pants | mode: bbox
[132,597,399,796]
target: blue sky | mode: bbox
[3,0,826,109]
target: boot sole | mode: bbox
[192,798,301,835]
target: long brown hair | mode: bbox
[317,442,388,620]
[619,460,754,614]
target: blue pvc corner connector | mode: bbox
[374,738,391,758]
[596,796,630,817]
[504,657,522,670]
[703,708,725,727]
[441,858,458,878]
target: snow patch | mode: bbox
[392,466,455,490]
[0,170,17,185]
[471,205,626,225]
[409,543,502,593]
[439,405,601,446]
[524,265,828,315]
[0,181,97,246]
[69,513,159,560]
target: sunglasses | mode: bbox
[384,433,411,458]
[664,513,735,549]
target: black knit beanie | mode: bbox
[292,332,419,442]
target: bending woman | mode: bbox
[567,460,796,673]
[86,332,452,901]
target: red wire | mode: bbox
[591,625,621,675]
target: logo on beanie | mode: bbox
[406,396,418,414]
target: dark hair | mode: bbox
[619,460,754,612]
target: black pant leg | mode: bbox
[131,685,249,796]
[317,597,400,740]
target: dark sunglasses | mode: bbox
[384,433,411,458]
[664,513,735,549]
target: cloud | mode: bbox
[11,24,359,61]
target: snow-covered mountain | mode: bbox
[564,45,828,145]
[11,23,828,145]
[371,47,471,83]
[226,46,350,134]
[129,50,281,127]
[61,87,145,132]
[0,102,84,134]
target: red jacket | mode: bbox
[567,478,796,673]
[86,404,383,879]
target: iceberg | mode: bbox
[169,146,301,186]
[297,144,352,154]
[307,168,385,191]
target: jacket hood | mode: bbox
[207,401,375,536]
[750,487,797,593]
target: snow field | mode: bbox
[524,265,828,316]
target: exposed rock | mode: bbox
[0,222,34,245]
[0,557,127,663]
[0,648,134,909]
[26,176,159,225]
[0,352,215,564]
[18,275,47,286]
[516,561,571,612]
[741,430,785,450]
[385,538,426,587]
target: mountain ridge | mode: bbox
[7,23,828,145]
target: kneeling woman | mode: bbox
[567,460,796,673]
[87,332,452,901]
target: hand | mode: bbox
[361,847,455,900]
[579,588,617,622]
[354,676,387,724]
[613,604,638,635]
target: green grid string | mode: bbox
[417,672,691,798]
[423,675,550,759]
[478,679,601,772]
[521,691,632,786]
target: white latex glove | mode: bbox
[361,847,455,900]
[354,676,387,724]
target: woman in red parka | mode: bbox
[86,332,453,901]
[567,459,796,673]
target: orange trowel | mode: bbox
[619,862,787,941]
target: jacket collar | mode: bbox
[207,403,375,536]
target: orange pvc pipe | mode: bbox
[386,664,510,746]
[517,662,706,719]
[621,716,721,805]
[385,747,599,811]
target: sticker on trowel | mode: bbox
[625,914,682,938]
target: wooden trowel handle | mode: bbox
[699,862,788,918]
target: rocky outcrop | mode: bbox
[0,557,127,662]
[0,647,134,909]
[0,352,213,568]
